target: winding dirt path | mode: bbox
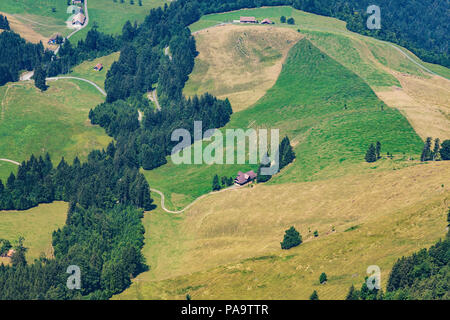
[150,185,240,214]
[0,159,20,166]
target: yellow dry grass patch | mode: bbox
[184,24,302,111]
[0,12,57,50]
[117,162,450,299]
[376,73,450,141]
[0,202,68,262]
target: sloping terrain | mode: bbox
[0,81,111,180]
[146,37,423,209]
[184,25,303,111]
[117,162,450,299]
[0,202,68,262]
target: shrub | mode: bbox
[281,226,302,249]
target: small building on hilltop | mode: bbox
[240,16,257,24]
[235,170,257,185]
[94,63,103,71]
[72,13,86,26]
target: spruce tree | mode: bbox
[420,137,432,161]
[280,226,302,249]
[376,141,381,159]
[34,66,48,91]
[365,143,377,163]
[212,174,221,191]
[433,138,441,161]
[309,290,319,300]
[319,272,327,284]
[346,285,359,300]
[440,140,450,160]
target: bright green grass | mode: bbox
[0,80,111,181]
[69,51,120,89]
[145,39,423,209]
[68,0,167,43]
[0,202,68,261]
[189,6,348,34]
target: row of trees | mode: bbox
[421,138,450,161]
[0,14,10,30]
[0,30,51,86]
[0,142,153,298]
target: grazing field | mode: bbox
[184,25,303,111]
[145,38,423,209]
[0,202,68,262]
[69,52,120,89]
[117,162,450,299]
[0,0,72,38]
[0,81,111,181]
[68,0,167,43]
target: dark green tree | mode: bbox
[319,272,327,284]
[376,141,381,159]
[287,17,295,25]
[440,140,450,160]
[212,174,221,191]
[420,137,433,161]
[309,290,319,300]
[280,16,286,23]
[34,66,48,91]
[346,285,359,300]
[365,143,377,163]
[281,226,302,250]
[432,138,441,160]
[11,237,27,267]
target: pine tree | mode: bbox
[365,143,377,163]
[280,226,302,249]
[309,290,319,300]
[34,66,48,91]
[346,285,359,300]
[212,174,221,191]
[319,272,327,284]
[432,138,441,161]
[420,137,432,161]
[279,136,296,170]
[440,140,450,160]
[376,141,381,159]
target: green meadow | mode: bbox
[145,38,423,210]
[69,0,167,43]
[0,0,72,37]
[0,80,111,181]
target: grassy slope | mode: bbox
[0,81,111,180]
[184,25,303,112]
[145,38,423,209]
[0,0,72,38]
[69,51,120,89]
[117,162,450,299]
[68,0,166,43]
[0,202,68,262]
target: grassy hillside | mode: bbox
[185,25,302,111]
[68,0,167,43]
[69,51,120,89]
[0,81,111,180]
[0,0,69,37]
[145,38,423,209]
[0,202,68,262]
[117,162,450,299]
